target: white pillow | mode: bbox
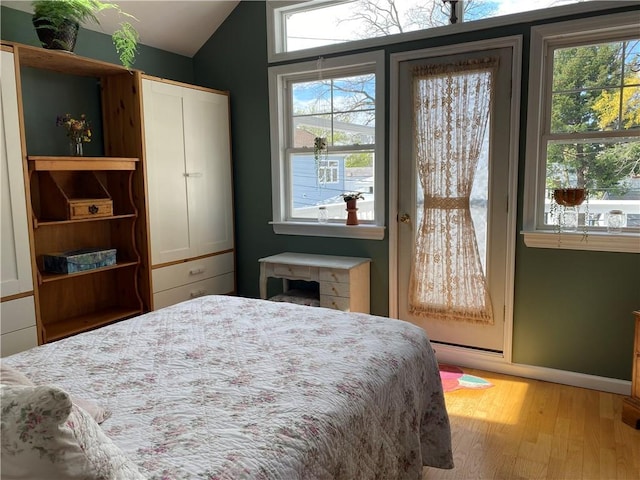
[0,362,111,424]
[0,384,144,480]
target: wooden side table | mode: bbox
[258,252,371,313]
[622,310,640,429]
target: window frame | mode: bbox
[522,12,640,254]
[266,0,637,64]
[268,50,386,240]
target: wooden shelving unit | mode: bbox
[28,156,138,171]
[4,40,151,344]
[44,306,143,342]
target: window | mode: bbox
[318,160,339,184]
[523,13,640,253]
[268,51,385,239]
[267,0,606,62]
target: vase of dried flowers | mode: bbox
[57,113,91,156]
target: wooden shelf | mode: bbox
[28,156,138,171]
[40,261,138,284]
[44,306,143,342]
[3,41,137,77]
[35,213,136,228]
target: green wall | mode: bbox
[0,6,193,156]
[0,6,194,82]
[194,1,640,381]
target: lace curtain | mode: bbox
[408,57,498,325]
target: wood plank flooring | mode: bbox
[423,368,640,480]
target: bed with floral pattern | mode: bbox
[1,295,453,479]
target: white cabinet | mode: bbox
[1,49,37,354]
[1,297,37,357]
[142,77,235,310]
[142,77,234,266]
[151,253,235,309]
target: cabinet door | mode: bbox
[142,79,192,265]
[1,51,33,297]
[183,88,234,257]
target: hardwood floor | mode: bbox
[423,368,640,480]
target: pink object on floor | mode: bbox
[439,364,493,392]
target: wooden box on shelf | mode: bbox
[38,170,112,220]
[622,310,640,429]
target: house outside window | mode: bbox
[318,160,339,184]
[268,51,385,239]
[523,13,640,253]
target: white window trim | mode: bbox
[266,1,638,64]
[268,50,386,240]
[522,12,640,254]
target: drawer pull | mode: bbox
[88,204,99,214]
[189,267,205,275]
[190,289,206,298]
[183,172,203,178]
[332,287,338,294]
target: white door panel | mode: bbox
[143,79,191,265]
[397,46,515,352]
[1,50,33,298]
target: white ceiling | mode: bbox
[2,0,240,57]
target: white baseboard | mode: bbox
[433,343,632,396]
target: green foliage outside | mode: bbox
[546,39,640,198]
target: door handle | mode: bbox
[399,213,411,223]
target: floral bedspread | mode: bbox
[4,295,453,479]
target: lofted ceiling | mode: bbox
[1,0,241,57]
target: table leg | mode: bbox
[259,263,267,299]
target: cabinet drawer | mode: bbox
[273,264,315,281]
[320,281,350,298]
[153,273,235,310]
[320,295,351,311]
[1,296,36,335]
[69,199,113,219]
[153,253,234,293]
[319,268,350,283]
[1,327,38,357]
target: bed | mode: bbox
[1,295,453,479]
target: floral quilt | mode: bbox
[3,295,453,479]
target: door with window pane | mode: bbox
[397,47,513,352]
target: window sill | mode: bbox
[270,221,385,240]
[522,230,640,254]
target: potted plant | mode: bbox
[31,0,139,69]
[341,192,364,225]
[313,136,328,186]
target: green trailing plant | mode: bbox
[32,0,139,69]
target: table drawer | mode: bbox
[273,264,315,281]
[319,268,350,283]
[153,253,234,293]
[153,273,235,310]
[320,295,351,311]
[1,327,38,357]
[1,296,36,334]
[320,281,350,298]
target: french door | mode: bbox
[395,44,517,353]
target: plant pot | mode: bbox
[32,16,79,52]
[346,199,359,225]
[553,188,586,207]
